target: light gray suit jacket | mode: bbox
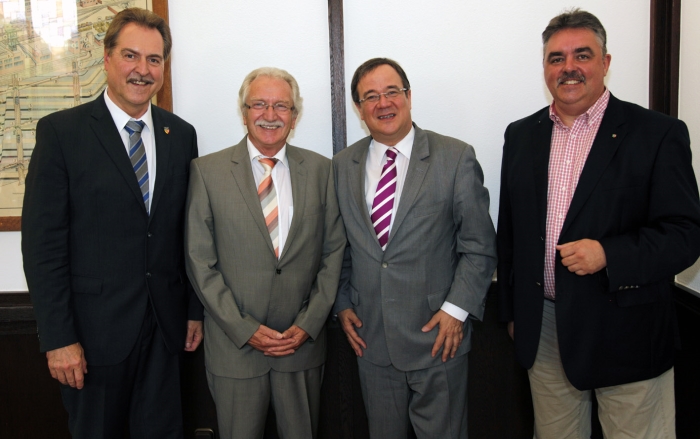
[333,124,497,371]
[185,137,346,379]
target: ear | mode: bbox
[603,53,612,76]
[355,102,364,121]
[291,116,297,130]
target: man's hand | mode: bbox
[185,320,203,352]
[264,325,310,357]
[338,309,367,357]
[247,324,296,355]
[507,321,514,341]
[557,239,607,275]
[46,342,88,389]
[422,310,464,362]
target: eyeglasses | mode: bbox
[358,88,409,105]
[244,101,294,113]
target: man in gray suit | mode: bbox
[333,58,497,438]
[185,67,346,439]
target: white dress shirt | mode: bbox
[104,89,156,212]
[364,127,468,322]
[247,138,293,257]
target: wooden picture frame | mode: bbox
[0,0,171,231]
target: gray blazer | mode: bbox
[185,137,346,379]
[333,124,497,371]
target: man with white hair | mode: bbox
[185,67,346,438]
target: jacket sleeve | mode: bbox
[22,117,78,353]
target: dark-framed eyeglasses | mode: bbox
[244,101,294,113]
[358,88,409,105]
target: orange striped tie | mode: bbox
[258,158,279,257]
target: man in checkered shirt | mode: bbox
[497,8,700,438]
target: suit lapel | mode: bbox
[389,125,430,243]
[89,94,148,216]
[560,95,627,238]
[149,107,171,221]
[280,145,307,261]
[348,138,376,241]
[229,137,277,256]
[534,110,553,237]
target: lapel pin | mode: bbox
[612,134,617,138]
[164,127,170,134]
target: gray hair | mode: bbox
[238,67,302,118]
[542,8,607,57]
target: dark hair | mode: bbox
[542,8,607,56]
[350,58,410,104]
[104,8,172,60]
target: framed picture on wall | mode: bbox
[0,0,171,231]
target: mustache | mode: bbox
[557,71,585,85]
[127,75,155,85]
[255,120,284,128]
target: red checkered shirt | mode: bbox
[544,89,610,299]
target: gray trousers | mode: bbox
[357,355,469,439]
[206,366,323,439]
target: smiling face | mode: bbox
[103,23,164,119]
[355,64,412,146]
[544,27,611,123]
[243,76,297,156]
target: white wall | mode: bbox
[0,1,651,291]
[675,1,700,297]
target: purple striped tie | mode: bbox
[371,148,398,250]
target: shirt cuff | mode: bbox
[441,301,469,322]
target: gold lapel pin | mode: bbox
[612,134,617,138]
[164,127,170,134]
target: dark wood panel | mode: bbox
[3,285,699,438]
[649,0,681,116]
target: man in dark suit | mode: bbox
[22,8,202,438]
[497,9,700,438]
[334,58,496,438]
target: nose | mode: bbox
[563,55,576,72]
[376,93,392,107]
[135,57,149,75]
[263,105,278,120]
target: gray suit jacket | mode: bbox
[185,137,346,379]
[333,124,497,371]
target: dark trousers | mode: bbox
[60,306,183,439]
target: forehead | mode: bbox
[115,23,164,51]
[358,64,403,92]
[545,28,601,54]
[248,76,293,100]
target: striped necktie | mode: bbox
[371,147,398,250]
[258,157,280,257]
[124,119,149,213]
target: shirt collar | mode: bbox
[549,88,611,128]
[247,136,289,169]
[103,88,154,133]
[370,126,415,161]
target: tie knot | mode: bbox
[125,119,145,135]
[386,148,398,161]
[259,157,278,171]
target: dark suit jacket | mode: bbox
[334,124,497,371]
[497,94,700,390]
[22,93,203,366]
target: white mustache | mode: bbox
[255,120,284,128]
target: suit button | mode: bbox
[536,282,541,287]
[276,269,282,274]
[147,232,153,238]
[381,262,388,268]
[146,272,151,278]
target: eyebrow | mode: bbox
[546,46,594,62]
[121,48,163,60]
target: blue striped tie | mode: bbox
[125,119,149,213]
